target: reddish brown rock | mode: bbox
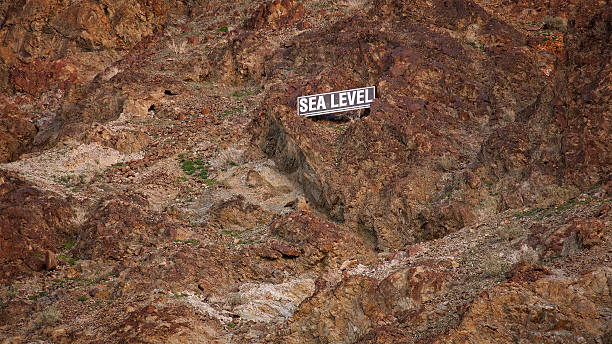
[0,171,76,282]
[270,241,302,257]
[574,217,607,248]
[441,267,612,344]
[505,261,551,283]
[479,1,611,211]
[464,171,480,189]
[245,0,306,30]
[270,211,372,264]
[10,59,77,96]
[527,215,609,258]
[207,195,274,230]
[76,193,176,260]
[0,0,186,94]
[0,114,36,163]
[251,0,547,249]
[0,0,609,343]
[256,246,282,260]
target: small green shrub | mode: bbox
[231,91,251,99]
[481,254,511,279]
[512,208,543,219]
[218,109,233,118]
[467,40,486,52]
[219,229,241,237]
[34,307,61,328]
[174,239,200,245]
[182,160,196,175]
[178,154,214,184]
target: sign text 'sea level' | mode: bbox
[297,86,375,117]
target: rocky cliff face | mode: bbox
[0,0,610,343]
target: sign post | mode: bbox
[297,86,375,117]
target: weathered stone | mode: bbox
[285,260,451,343]
[0,171,75,283]
[44,250,58,270]
[245,0,306,30]
[0,115,36,163]
[441,268,612,343]
[271,241,302,257]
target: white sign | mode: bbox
[297,86,375,117]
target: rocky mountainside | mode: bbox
[0,0,610,343]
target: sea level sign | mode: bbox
[297,86,375,117]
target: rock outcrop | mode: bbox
[252,0,549,250]
[442,267,612,343]
[0,171,76,282]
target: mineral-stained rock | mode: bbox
[234,277,315,323]
[479,1,611,210]
[526,216,609,259]
[76,192,177,260]
[270,211,373,266]
[0,0,187,94]
[440,267,612,343]
[0,171,76,282]
[285,260,451,343]
[9,59,78,96]
[102,303,225,344]
[0,114,36,163]
[245,0,305,30]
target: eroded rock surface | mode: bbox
[443,267,612,343]
[0,171,76,282]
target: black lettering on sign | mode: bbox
[297,86,375,117]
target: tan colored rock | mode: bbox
[234,277,315,323]
[574,218,607,248]
[122,98,153,117]
[286,260,451,343]
[44,250,57,270]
